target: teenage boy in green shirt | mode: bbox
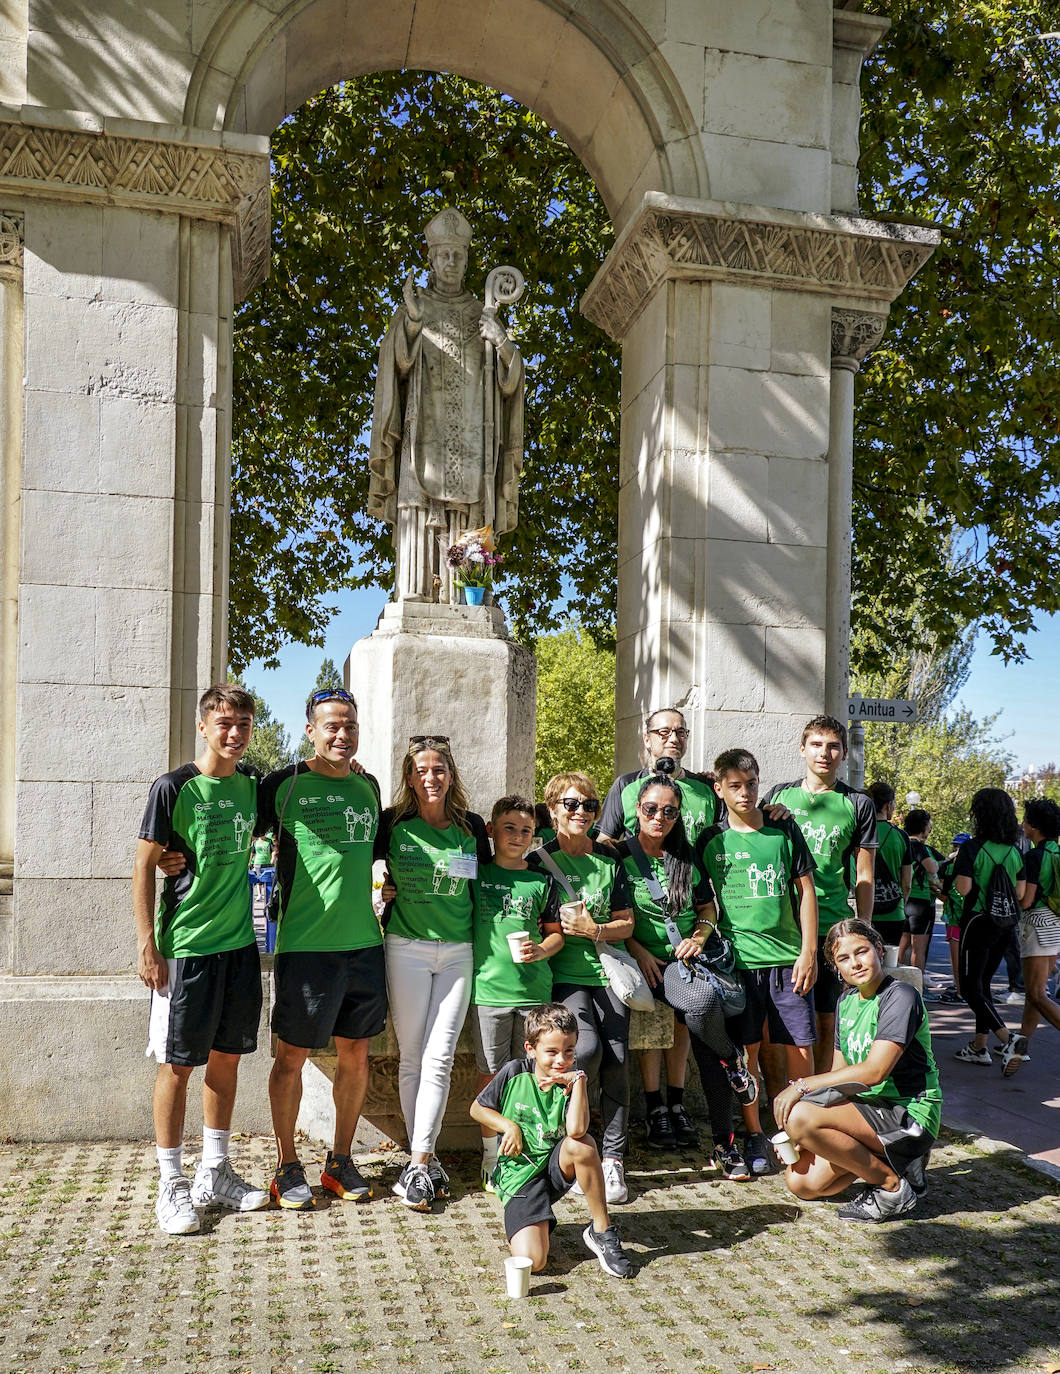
[868,782,912,948]
[261,687,384,1210]
[471,796,563,1191]
[696,748,818,1176]
[762,714,877,1071]
[134,683,269,1236]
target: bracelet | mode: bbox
[788,1078,807,1098]
[592,923,603,944]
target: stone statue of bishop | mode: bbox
[368,206,524,603]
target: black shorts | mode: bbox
[727,966,815,1047]
[813,948,845,1016]
[146,942,262,1067]
[871,917,904,947]
[502,1140,574,1241]
[904,899,935,937]
[852,1098,935,1182]
[272,945,387,1048]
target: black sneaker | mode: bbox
[270,1161,315,1210]
[744,1131,775,1177]
[837,1178,916,1222]
[427,1158,451,1198]
[320,1151,371,1202]
[392,1163,434,1211]
[723,1049,759,1106]
[582,1224,634,1279]
[712,1141,751,1181]
[669,1104,698,1148]
[646,1105,677,1150]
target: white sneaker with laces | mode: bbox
[191,1156,269,1212]
[953,1041,992,1066]
[603,1157,628,1204]
[156,1176,200,1235]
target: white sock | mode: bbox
[156,1145,183,1182]
[202,1127,230,1170]
[482,1136,499,1163]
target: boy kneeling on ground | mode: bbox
[471,1003,633,1279]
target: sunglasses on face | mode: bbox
[648,727,688,741]
[558,797,600,815]
[639,803,680,820]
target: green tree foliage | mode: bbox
[230,675,295,775]
[854,1,1060,674]
[230,73,615,671]
[534,625,615,801]
[296,656,345,759]
[1008,763,1060,809]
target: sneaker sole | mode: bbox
[157,1215,200,1235]
[1001,1055,1027,1078]
[270,1183,315,1211]
[397,1192,433,1211]
[954,1055,991,1065]
[320,1175,371,1203]
[194,1191,270,1212]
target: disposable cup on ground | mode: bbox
[771,1130,799,1166]
[504,1255,533,1298]
[883,946,899,969]
[506,931,531,963]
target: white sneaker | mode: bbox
[156,1176,200,1235]
[603,1157,628,1205]
[191,1157,269,1212]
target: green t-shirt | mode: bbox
[616,840,714,961]
[259,765,381,954]
[952,838,1025,920]
[385,816,481,943]
[252,835,272,867]
[527,840,631,987]
[599,769,722,846]
[475,1058,570,1201]
[472,863,559,1007]
[836,977,942,1136]
[761,780,877,933]
[873,820,913,922]
[1025,840,1060,914]
[138,763,257,958]
[696,819,815,969]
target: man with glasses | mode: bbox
[599,708,723,850]
[261,687,385,1209]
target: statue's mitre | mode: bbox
[424,207,472,248]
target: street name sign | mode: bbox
[847,695,918,723]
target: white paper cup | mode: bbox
[883,946,899,969]
[506,931,531,963]
[504,1254,533,1298]
[771,1130,799,1166]
[559,901,585,926]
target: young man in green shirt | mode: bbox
[134,683,269,1236]
[697,748,818,1176]
[762,715,877,1071]
[262,687,384,1210]
[471,796,563,1191]
[868,782,912,948]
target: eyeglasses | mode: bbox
[558,797,600,815]
[648,727,688,742]
[306,687,357,719]
[639,803,680,820]
[409,735,450,750]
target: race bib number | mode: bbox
[449,853,478,880]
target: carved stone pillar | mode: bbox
[0,210,23,962]
[825,308,888,729]
[582,192,937,781]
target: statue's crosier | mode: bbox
[368,207,525,603]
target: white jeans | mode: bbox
[385,935,473,1154]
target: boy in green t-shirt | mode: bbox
[134,683,269,1236]
[472,796,563,1192]
[471,1003,633,1279]
[696,749,818,1177]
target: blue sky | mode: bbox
[244,593,1059,775]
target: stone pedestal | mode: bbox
[343,600,536,813]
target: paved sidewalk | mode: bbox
[1,1130,1057,1374]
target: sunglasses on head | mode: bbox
[558,797,599,815]
[639,802,680,820]
[409,734,450,750]
[306,687,357,719]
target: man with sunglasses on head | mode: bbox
[599,708,723,850]
[260,687,384,1210]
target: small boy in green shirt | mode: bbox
[472,796,563,1190]
[471,1003,633,1279]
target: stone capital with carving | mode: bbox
[581,191,939,342]
[0,209,23,279]
[0,115,269,299]
[831,307,888,366]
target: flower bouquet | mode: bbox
[446,526,503,604]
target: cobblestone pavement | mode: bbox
[1,1131,1058,1374]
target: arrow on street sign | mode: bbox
[848,695,918,723]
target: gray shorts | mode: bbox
[471,1004,538,1074]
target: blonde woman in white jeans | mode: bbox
[376,736,490,1210]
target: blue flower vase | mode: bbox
[463,585,486,606]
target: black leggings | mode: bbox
[958,912,1011,1036]
[554,982,629,1159]
[654,966,739,1145]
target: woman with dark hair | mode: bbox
[620,774,758,1179]
[1002,798,1060,1075]
[774,918,941,1222]
[951,787,1026,1066]
[900,808,941,972]
[377,736,492,1210]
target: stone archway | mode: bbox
[0,1,937,1138]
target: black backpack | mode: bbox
[983,850,1020,930]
